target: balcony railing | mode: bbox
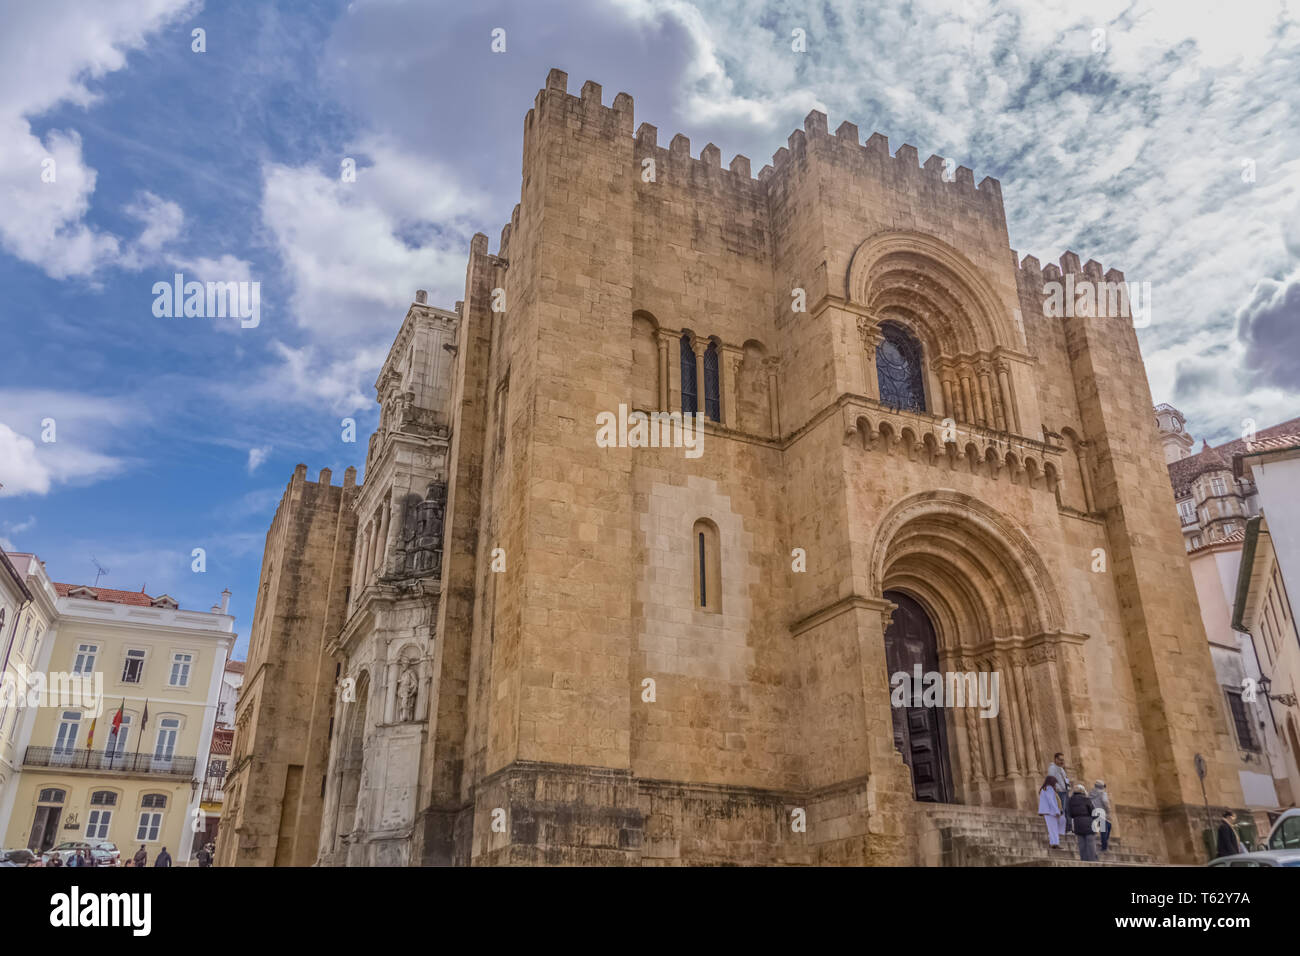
[23,746,196,777]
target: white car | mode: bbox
[1260,807,1300,852]
[1208,848,1300,867]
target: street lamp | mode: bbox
[1257,677,1298,708]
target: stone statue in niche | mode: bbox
[396,480,447,576]
[396,665,418,723]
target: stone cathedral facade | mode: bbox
[221,69,1246,867]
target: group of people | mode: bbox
[45,848,99,867]
[1037,751,1113,861]
[127,842,216,866]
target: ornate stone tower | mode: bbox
[316,297,459,866]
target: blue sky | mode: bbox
[2,0,1299,658]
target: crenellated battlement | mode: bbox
[522,68,1000,213]
[1013,249,1127,290]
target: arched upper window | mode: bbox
[692,519,721,614]
[703,342,721,422]
[680,334,698,414]
[876,321,926,413]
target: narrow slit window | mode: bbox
[703,341,721,421]
[692,519,721,613]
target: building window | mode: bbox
[53,711,81,759]
[87,792,116,839]
[1190,535,1202,549]
[153,717,180,767]
[876,321,926,413]
[1210,476,1227,496]
[680,334,698,415]
[38,788,65,804]
[103,714,133,764]
[692,519,722,614]
[703,341,721,422]
[122,649,146,683]
[136,794,165,842]
[1225,689,1258,751]
[1178,500,1195,524]
[73,643,97,675]
[169,652,193,687]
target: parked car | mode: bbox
[0,848,40,867]
[89,841,121,866]
[1208,848,1300,866]
[1259,808,1300,851]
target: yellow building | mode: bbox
[0,582,234,865]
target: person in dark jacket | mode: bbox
[1067,784,1099,861]
[196,844,213,867]
[132,845,148,867]
[1216,810,1243,858]
[154,847,172,868]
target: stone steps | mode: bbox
[918,803,1163,867]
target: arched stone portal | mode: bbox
[872,491,1088,808]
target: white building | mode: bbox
[1234,435,1300,812]
[0,551,59,825]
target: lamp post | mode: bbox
[1257,676,1299,708]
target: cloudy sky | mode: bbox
[1,0,1298,656]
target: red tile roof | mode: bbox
[1168,417,1300,496]
[54,583,158,606]
[225,659,246,675]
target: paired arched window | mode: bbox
[703,342,720,422]
[876,321,926,413]
[680,334,698,414]
[692,519,721,613]
[680,334,721,421]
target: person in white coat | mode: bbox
[1038,775,1065,848]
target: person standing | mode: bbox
[1038,775,1066,849]
[1068,784,1099,861]
[154,846,172,868]
[1216,810,1244,858]
[132,844,147,867]
[196,843,212,867]
[1089,780,1113,852]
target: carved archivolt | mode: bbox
[870,490,1066,644]
[846,230,1022,355]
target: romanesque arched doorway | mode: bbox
[883,590,952,802]
[871,491,1079,809]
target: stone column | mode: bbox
[980,363,1005,432]
[358,522,373,588]
[996,361,1021,434]
[377,493,392,578]
[384,660,398,724]
[692,338,708,418]
[940,373,955,421]
[857,316,881,401]
[656,333,670,410]
[959,373,976,426]
[764,357,781,438]
[658,330,678,411]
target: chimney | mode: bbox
[220,588,231,614]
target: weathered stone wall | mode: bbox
[218,465,356,866]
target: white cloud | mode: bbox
[247,445,271,473]
[0,389,143,497]
[0,0,198,278]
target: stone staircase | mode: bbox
[917,804,1164,867]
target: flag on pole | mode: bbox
[110,699,124,737]
[141,699,149,729]
[85,716,97,750]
